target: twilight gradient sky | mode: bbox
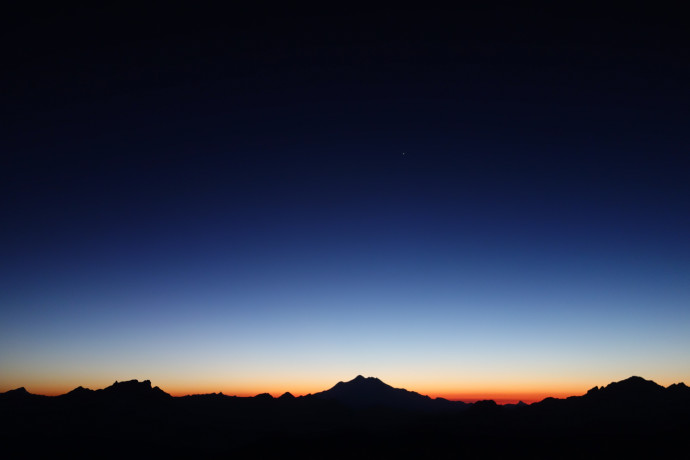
[2,5,689,402]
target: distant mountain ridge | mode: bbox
[2,375,688,407]
[532,375,688,407]
[586,375,664,395]
[61,379,171,402]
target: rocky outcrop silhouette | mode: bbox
[98,379,171,400]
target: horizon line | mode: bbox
[3,374,681,405]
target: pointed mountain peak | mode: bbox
[65,386,94,396]
[4,387,30,395]
[279,391,295,399]
[0,387,35,401]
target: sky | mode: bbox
[2,4,689,403]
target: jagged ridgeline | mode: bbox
[1,376,688,458]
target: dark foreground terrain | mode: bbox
[1,375,688,458]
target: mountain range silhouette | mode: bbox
[3,374,685,407]
[1,375,688,458]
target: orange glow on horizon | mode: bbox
[163,391,574,404]
[20,389,577,404]
[5,373,686,404]
[9,381,584,404]
[425,391,576,404]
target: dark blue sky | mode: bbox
[2,4,689,396]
